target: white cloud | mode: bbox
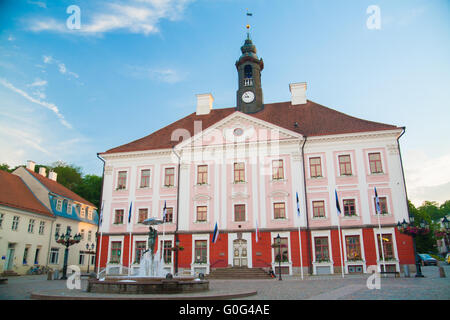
[26,0,192,36]
[27,0,47,8]
[42,55,79,79]
[0,78,71,129]
[8,35,15,41]
[28,78,48,87]
[125,65,186,83]
[404,150,450,206]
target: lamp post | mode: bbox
[85,243,95,273]
[54,226,81,280]
[398,215,429,278]
[174,237,180,275]
[441,216,449,253]
[276,234,282,281]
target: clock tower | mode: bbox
[236,31,264,114]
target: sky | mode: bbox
[0,0,449,207]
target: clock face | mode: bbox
[242,91,255,103]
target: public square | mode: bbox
[0,265,448,300]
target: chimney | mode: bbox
[289,82,307,105]
[196,93,214,115]
[49,171,57,181]
[39,167,46,177]
[26,160,36,172]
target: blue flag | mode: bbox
[335,190,341,215]
[255,219,259,243]
[212,222,219,243]
[128,201,133,224]
[296,192,301,217]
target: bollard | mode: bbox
[47,270,53,280]
[403,265,410,278]
[439,266,446,278]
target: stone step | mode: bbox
[1,271,20,277]
[207,267,272,279]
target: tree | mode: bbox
[0,163,12,172]
[50,162,83,192]
[74,174,102,209]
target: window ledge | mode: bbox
[310,176,325,180]
[270,178,287,183]
[162,185,176,189]
[194,221,208,224]
[232,181,247,185]
[342,215,360,220]
[312,216,328,220]
[369,172,385,176]
[194,183,210,187]
[272,218,288,222]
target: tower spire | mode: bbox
[236,10,264,114]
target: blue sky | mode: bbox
[0,0,449,206]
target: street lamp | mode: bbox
[85,243,95,273]
[397,216,429,278]
[276,234,282,281]
[55,226,81,280]
[174,237,180,275]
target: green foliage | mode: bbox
[0,163,12,172]
[408,200,450,254]
[74,174,102,208]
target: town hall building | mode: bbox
[96,32,415,277]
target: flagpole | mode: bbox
[96,200,104,279]
[128,201,133,276]
[375,188,386,273]
[298,226,304,280]
[337,219,345,278]
[335,190,345,278]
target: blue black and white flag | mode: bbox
[335,190,341,216]
[163,200,167,222]
[296,192,301,217]
[374,187,381,214]
[128,201,133,224]
[212,222,219,243]
[99,201,104,226]
[255,219,259,243]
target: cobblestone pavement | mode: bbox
[1,265,449,300]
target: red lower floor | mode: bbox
[96,227,416,275]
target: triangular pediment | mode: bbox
[176,111,303,149]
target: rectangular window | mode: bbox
[56,199,63,212]
[346,235,362,261]
[343,199,356,216]
[39,221,45,235]
[194,240,207,264]
[138,208,148,223]
[233,162,245,183]
[34,247,40,265]
[377,234,394,259]
[67,202,72,214]
[160,240,172,264]
[88,230,92,241]
[140,169,151,188]
[80,229,85,240]
[338,155,352,176]
[55,223,61,235]
[369,152,383,174]
[0,213,3,228]
[117,171,127,190]
[80,207,86,218]
[79,253,85,265]
[12,216,19,231]
[135,241,146,263]
[165,207,173,223]
[197,165,208,184]
[272,160,284,180]
[28,219,35,233]
[164,168,175,187]
[23,246,29,265]
[196,206,207,222]
[49,248,59,264]
[87,208,92,220]
[374,197,388,214]
[114,209,124,224]
[312,201,326,218]
[309,157,322,178]
[273,237,289,262]
[314,237,330,262]
[273,202,286,219]
[110,241,122,263]
[234,204,246,222]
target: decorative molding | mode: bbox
[192,194,212,201]
[387,144,399,155]
[231,192,250,200]
[268,190,289,198]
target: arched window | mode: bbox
[244,65,252,78]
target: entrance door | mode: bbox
[233,239,248,267]
[5,244,15,271]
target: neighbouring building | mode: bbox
[0,170,55,275]
[96,32,415,276]
[0,162,99,275]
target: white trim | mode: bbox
[311,230,334,275]
[373,227,400,272]
[270,231,292,275]
[191,234,210,274]
[341,229,367,273]
[138,167,152,189]
[335,152,355,177]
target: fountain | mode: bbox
[88,218,209,294]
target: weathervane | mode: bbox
[246,9,253,37]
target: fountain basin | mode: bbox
[87,277,209,294]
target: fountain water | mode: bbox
[137,250,168,277]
